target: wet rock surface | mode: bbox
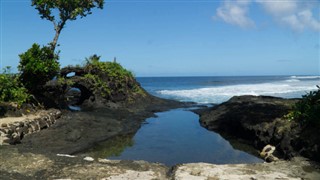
[197,95,320,162]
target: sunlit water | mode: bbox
[89,108,263,166]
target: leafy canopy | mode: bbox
[18,43,60,92]
[32,0,104,22]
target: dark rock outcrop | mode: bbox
[198,95,320,162]
[38,64,149,110]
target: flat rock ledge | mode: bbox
[174,158,320,180]
[0,109,62,145]
[0,149,319,180]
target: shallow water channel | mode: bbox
[87,108,263,166]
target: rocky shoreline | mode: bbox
[1,95,320,179]
[1,146,319,179]
[196,95,320,162]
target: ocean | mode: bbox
[137,75,320,104]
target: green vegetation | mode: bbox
[84,73,111,98]
[1,1,143,107]
[286,86,320,126]
[84,54,134,78]
[57,76,74,87]
[2,0,139,106]
[18,43,60,93]
[82,55,140,98]
[32,0,104,50]
[0,67,30,105]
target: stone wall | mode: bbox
[0,109,61,145]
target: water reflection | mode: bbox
[86,135,134,159]
[87,109,263,166]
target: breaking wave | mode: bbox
[158,82,318,104]
[290,76,320,79]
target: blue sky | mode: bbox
[1,0,319,77]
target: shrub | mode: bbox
[0,66,30,105]
[83,73,111,98]
[290,86,320,126]
[18,43,60,92]
[81,55,144,99]
[84,54,134,79]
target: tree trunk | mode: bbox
[51,29,61,51]
[51,20,66,51]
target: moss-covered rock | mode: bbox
[40,59,147,109]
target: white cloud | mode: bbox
[215,0,320,32]
[256,0,297,15]
[281,14,305,31]
[256,0,320,32]
[297,10,320,31]
[216,0,255,29]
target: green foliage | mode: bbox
[84,73,110,97]
[18,43,60,92]
[32,0,104,50]
[84,55,134,79]
[0,67,30,105]
[85,54,101,65]
[32,0,104,21]
[81,55,144,99]
[57,77,74,87]
[289,86,320,126]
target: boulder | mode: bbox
[260,144,279,162]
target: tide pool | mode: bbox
[87,108,263,166]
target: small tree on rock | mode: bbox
[31,0,104,51]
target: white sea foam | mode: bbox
[285,79,300,82]
[158,82,318,104]
[290,75,320,79]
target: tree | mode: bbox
[19,44,60,93]
[31,0,104,51]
